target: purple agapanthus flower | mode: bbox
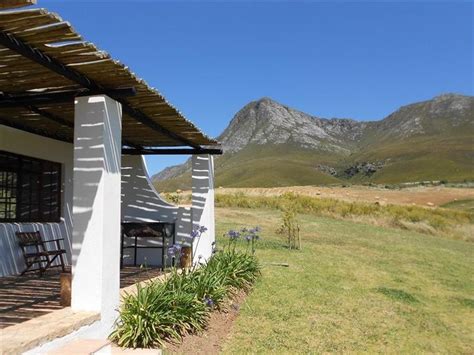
[204,297,214,307]
[191,225,208,239]
[250,226,261,234]
[227,230,240,239]
[167,244,182,257]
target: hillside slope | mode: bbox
[153,94,474,191]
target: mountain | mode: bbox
[153,94,474,191]
[218,97,366,154]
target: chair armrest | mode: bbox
[43,238,65,253]
[43,238,65,243]
[19,241,40,247]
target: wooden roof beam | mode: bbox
[122,147,224,156]
[0,87,136,108]
[0,121,216,154]
[0,118,72,143]
[27,105,73,128]
[26,105,143,149]
[0,87,142,149]
[0,30,202,149]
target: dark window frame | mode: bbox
[0,150,62,223]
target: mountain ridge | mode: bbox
[153,93,474,191]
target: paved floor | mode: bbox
[0,266,163,329]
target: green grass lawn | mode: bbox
[216,207,474,353]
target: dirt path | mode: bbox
[163,291,246,354]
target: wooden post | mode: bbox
[288,225,291,249]
[60,269,72,306]
[180,246,192,269]
[297,225,301,250]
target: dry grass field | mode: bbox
[167,185,474,241]
[214,185,474,208]
[171,185,473,209]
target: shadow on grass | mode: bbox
[257,239,290,250]
[375,287,419,304]
[455,297,474,309]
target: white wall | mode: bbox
[191,155,215,263]
[71,95,122,320]
[0,126,216,276]
[121,155,192,266]
[0,125,74,277]
[121,155,217,266]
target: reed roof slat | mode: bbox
[0,1,37,10]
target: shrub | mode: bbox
[110,247,261,348]
[208,250,261,291]
[110,274,209,348]
[277,205,301,249]
[166,189,182,205]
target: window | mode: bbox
[0,151,61,222]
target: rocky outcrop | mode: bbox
[152,161,190,182]
[218,97,365,155]
[217,93,473,155]
[316,164,337,176]
[366,93,474,141]
[343,161,386,178]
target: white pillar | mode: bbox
[191,155,215,263]
[71,95,122,322]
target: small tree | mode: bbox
[166,189,182,205]
[277,206,301,250]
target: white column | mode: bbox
[71,95,122,322]
[191,154,215,263]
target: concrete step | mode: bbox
[48,339,110,354]
[47,339,161,355]
[0,308,99,355]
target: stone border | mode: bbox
[0,308,99,355]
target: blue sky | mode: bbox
[37,1,473,174]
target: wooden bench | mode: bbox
[16,231,66,276]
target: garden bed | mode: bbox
[110,226,261,350]
[164,290,246,354]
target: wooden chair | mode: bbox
[15,231,66,276]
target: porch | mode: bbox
[0,2,221,353]
[0,267,163,330]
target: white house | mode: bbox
[0,3,221,352]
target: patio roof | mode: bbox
[0,7,220,153]
[0,0,36,10]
